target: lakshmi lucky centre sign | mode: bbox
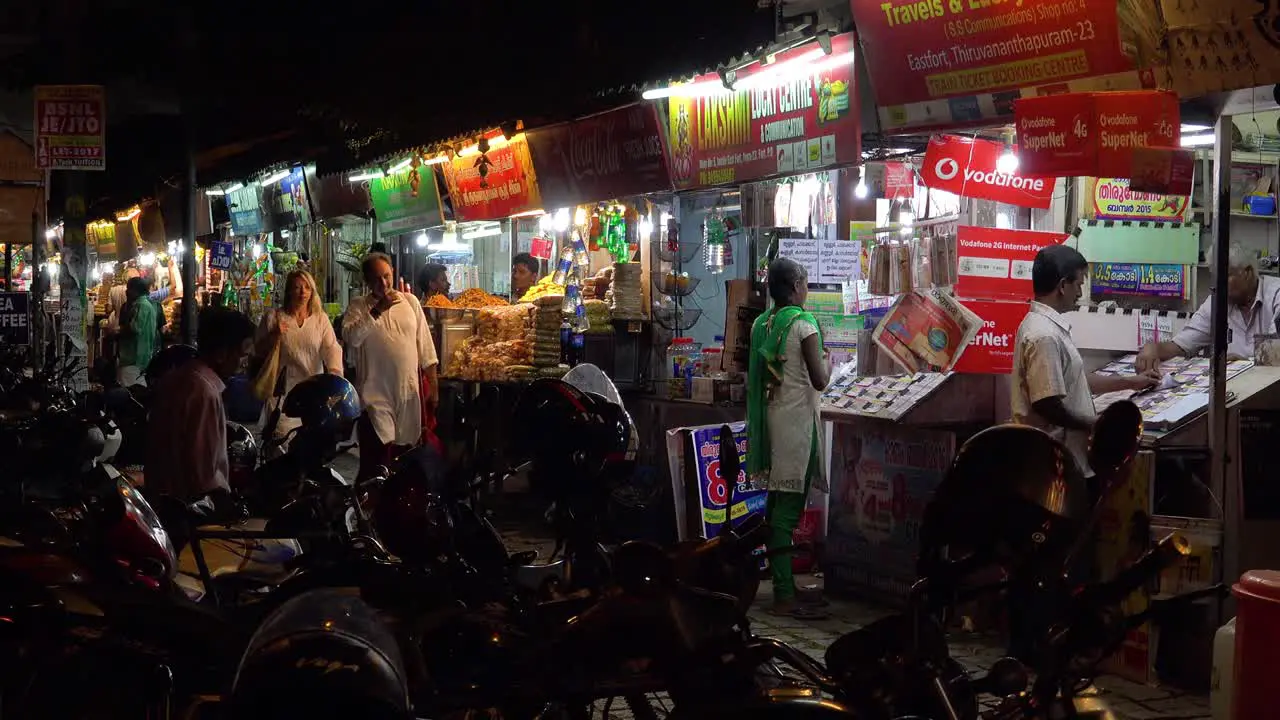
[664,33,860,190]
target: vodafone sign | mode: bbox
[953,299,1030,375]
[920,135,1053,210]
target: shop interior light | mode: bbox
[348,169,386,182]
[1181,124,1212,133]
[641,79,730,101]
[458,133,515,158]
[558,208,575,232]
[139,251,157,267]
[1181,134,1216,147]
[429,230,467,252]
[251,244,263,260]
[996,148,1019,174]
[204,188,226,196]
[388,158,413,174]
[167,240,185,254]
[854,176,869,199]
[639,216,653,241]
[115,207,141,222]
[899,200,915,236]
[415,232,429,248]
[45,226,60,239]
[259,169,290,187]
[539,213,555,233]
[736,48,833,92]
[423,153,449,166]
[462,224,503,240]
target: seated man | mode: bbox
[1137,244,1280,372]
[145,305,255,502]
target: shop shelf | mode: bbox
[651,271,701,298]
[653,306,703,331]
[654,239,702,264]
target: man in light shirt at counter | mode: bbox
[1136,244,1280,373]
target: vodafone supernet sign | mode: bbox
[920,135,1052,210]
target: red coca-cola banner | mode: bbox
[920,135,1053,209]
[954,225,1069,301]
[953,299,1030,375]
[664,33,860,190]
[440,134,543,222]
[527,104,670,208]
[1014,91,1180,179]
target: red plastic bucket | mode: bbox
[1232,570,1280,719]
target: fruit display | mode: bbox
[519,274,567,303]
[477,304,533,342]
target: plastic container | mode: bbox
[1232,570,1280,720]
[666,337,701,399]
[1245,193,1277,217]
[1211,617,1236,720]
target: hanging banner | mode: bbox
[34,85,106,171]
[1014,90,1180,179]
[826,422,954,603]
[954,225,1070,301]
[304,165,372,220]
[1092,178,1188,221]
[884,162,915,200]
[920,135,1053,209]
[1090,262,1186,298]
[953,299,1030,374]
[527,104,670,208]
[849,0,1133,108]
[86,221,116,259]
[664,33,860,191]
[262,167,311,228]
[441,134,542,222]
[368,165,444,236]
[226,184,265,236]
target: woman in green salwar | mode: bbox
[746,258,830,617]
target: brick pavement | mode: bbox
[333,450,1211,719]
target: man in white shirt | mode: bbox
[1136,243,1280,372]
[1012,245,1156,476]
[342,253,439,481]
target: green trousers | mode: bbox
[765,426,818,603]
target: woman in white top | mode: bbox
[255,269,343,448]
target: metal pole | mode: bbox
[1210,114,1233,604]
[30,206,42,368]
[59,173,88,390]
[180,145,199,345]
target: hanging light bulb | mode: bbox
[899,200,915,237]
[415,232,429,248]
[996,128,1019,174]
[556,208,573,233]
[854,175,869,199]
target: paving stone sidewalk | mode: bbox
[333,450,1211,719]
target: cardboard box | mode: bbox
[722,280,766,372]
[691,377,716,404]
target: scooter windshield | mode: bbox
[562,363,625,410]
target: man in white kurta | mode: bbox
[342,254,439,480]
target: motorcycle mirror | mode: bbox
[1087,400,1143,479]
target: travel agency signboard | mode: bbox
[663,32,861,190]
[849,0,1149,132]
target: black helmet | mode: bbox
[917,424,1091,584]
[283,373,361,440]
[510,379,637,503]
[145,344,197,387]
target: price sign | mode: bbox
[210,240,235,270]
[529,235,553,261]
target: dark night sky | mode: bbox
[1,0,782,211]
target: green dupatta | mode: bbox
[745,304,824,481]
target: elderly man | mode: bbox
[1137,244,1280,372]
[343,253,439,481]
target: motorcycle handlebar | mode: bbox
[1078,532,1190,609]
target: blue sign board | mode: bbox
[211,240,235,270]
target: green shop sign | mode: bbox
[368,165,443,236]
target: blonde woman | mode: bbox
[255,270,343,447]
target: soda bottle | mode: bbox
[559,316,572,366]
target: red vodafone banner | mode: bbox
[954,226,1069,301]
[953,299,1030,374]
[920,135,1052,209]
[1014,91,1180,179]
[884,162,915,200]
[848,0,1132,109]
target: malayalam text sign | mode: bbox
[441,135,543,222]
[1092,178,1188,221]
[850,0,1132,108]
[954,225,1069,301]
[35,85,105,171]
[665,33,860,190]
[0,292,32,345]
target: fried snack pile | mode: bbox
[519,275,566,302]
[454,288,508,308]
[446,337,533,381]
[425,294,456,308]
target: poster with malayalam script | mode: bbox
[665,33,860,190]
[826,422,955,604]
[440,134,543,222]
[686,422,766,539]
[1090,263,1186,298]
